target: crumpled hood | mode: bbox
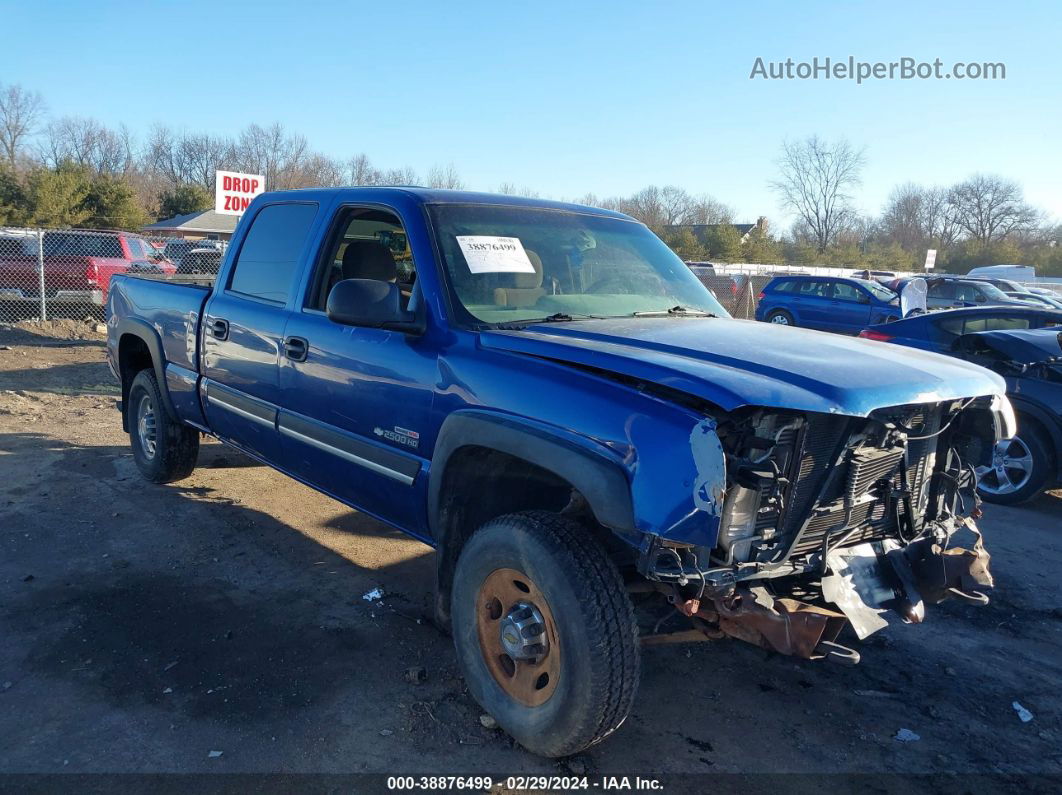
[480,317,1006,417]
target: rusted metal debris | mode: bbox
[713,588,848,659]
[908,520,994,605]
[638,583,848,660]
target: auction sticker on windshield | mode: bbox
[456,235,536,274]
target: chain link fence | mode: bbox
[0,226,223,325]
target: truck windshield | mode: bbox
[428,204,729,324]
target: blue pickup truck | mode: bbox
[107,188,1012,757]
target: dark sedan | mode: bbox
[955,328,1062,503]
[861,308,1062,503]
[859,305,1062,353]
[888,276,1038,309]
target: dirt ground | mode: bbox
[1,320,1060,786]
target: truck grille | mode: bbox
[773,404,944,562]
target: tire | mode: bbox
[451,511,640,757]
[975,424,1053,505]
[128,369,199,484]
[767,309,794,326]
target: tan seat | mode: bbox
[328,240,398,296]
[492,250,545,307]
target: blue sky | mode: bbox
[2,0,1059,225]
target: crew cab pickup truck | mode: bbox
[107,188,1012,757]
[1,229,174,313]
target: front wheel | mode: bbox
[451,511,640,757]
[975,431,1053,505]
[128,369,199,483]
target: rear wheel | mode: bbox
[451,511,640,757]
[128,369,199,483]
[767,309,794,326]
[976,429,1053,505]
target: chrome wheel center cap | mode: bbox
[499,601,549,661]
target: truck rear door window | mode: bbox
[228,203,318,304]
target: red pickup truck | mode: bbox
[0,229,175,315]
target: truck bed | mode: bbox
[108,274,211,374]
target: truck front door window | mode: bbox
[306,207,416,312]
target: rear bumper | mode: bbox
[0,288,104,305]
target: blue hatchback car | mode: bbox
[755,275,902,334]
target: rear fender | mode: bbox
[115,317,178,431]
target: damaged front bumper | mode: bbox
[639,519,993,662]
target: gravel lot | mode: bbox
[1,321,1060,785]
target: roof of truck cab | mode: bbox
[254,187,637,220]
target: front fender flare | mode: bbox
[428,410,637,544]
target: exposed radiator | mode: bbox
[774,404,945,562]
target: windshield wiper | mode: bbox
[632,305,717,318]
[492,311,602,329]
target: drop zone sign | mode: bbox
[215,170,265,215]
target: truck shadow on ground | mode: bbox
[0,361,118,395]
[0,325,106,348]
[2,432,453,732]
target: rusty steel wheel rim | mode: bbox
[475,567,561,707]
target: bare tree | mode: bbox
[880,183,923,250]
[687,194,733,225]
[0,83,46,166]
[427,163,463,189]
[920,186,960,248]
[621,186,663,226]
[287,153,346,187]
[380,166,419,185]
[770,135,865,252]
[497,182,540,198]
[349,153,381,185]
[233,123,308,189]
[947,174,1040,245]
[658,186,693,225]
[42,116,135,175]
[143,125,234,190]
[177,133,234,189]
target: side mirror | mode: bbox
[326,278,418,331]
